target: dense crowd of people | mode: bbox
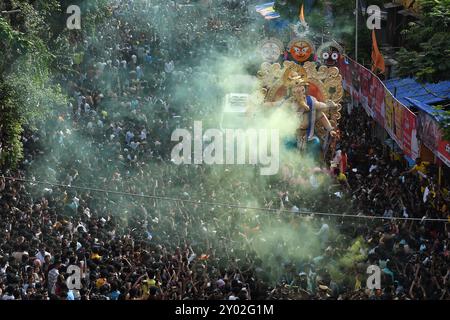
[0,0,448,300]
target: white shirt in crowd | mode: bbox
[130,141,140,150]
[140,129,147,141]
[36,250,51,264]
[126,131,134,144]
[48,268,59,295]
[97,62,106,72]
[165,60,174,73]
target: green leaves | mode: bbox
[397,0,450,83]
[395,0,450,140]
[1,0,113,167]
[0,17,31,71]
[0,1,67,168]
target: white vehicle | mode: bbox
[220,74,258,130]
[220,93,250,130]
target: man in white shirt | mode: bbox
[130,141,140,150]
[48,261,61,295]
[36,247,51,264]
[164,60,174,73]
[140,129,147,141]
[1,286,15,300]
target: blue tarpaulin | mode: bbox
[384,77,450,108]
[405,98,446,121]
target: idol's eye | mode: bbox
[332,52,339,60]
[323,52,330,60]
[294,47,301,53]
[302,47,308,53]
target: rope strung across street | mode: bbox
[3,176,449,223]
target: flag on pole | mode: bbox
[299,4,305,24]
[371,30,385,74]
[256,2,281,20]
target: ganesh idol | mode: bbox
[254,61,343,159]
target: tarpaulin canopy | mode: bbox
[405,98,447,122]
[384,77,450,109]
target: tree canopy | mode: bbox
[0,0,109,167]
[396,0,450,83]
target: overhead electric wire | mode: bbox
[2,176,448,223]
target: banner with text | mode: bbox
[338,56,419,160]
[417,112,450,167]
